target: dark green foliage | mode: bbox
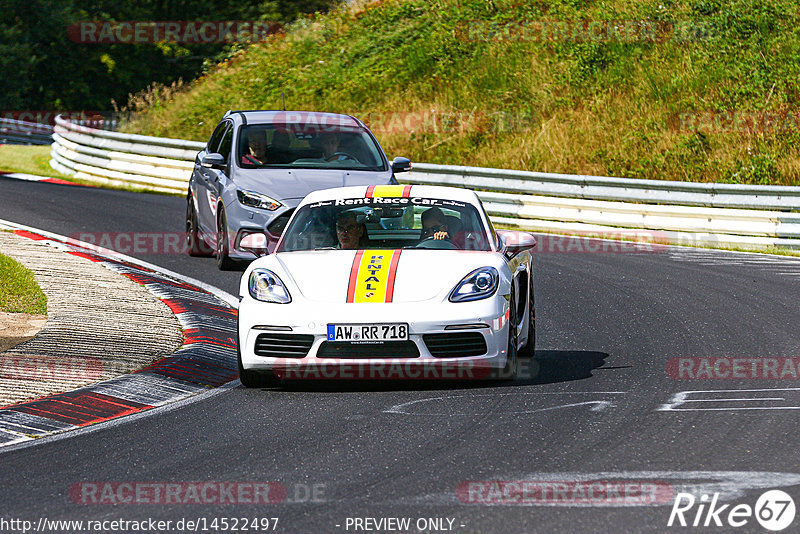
[0,0,334,111]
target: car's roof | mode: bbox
[300,185,480,205]
[227,110,362,128]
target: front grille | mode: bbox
[316,341,420,359]
[254,333,314,358]
[423,332,487,357]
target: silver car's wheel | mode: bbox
[216,209,238,271]
[186,194,213,257]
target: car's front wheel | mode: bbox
[518,277,535,359]
[216,208,239,270]
[186,194,213,257]
[237,333,278,388]
[494,290,518,381]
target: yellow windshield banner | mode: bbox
[365,185,412,198]
[346,249,402,303]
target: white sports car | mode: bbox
[237,184,536,386]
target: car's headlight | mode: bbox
[249,269,291,303]
[449,267,499,302]
[237,189,282,211]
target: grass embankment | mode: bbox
[0,252,47,314]
[0,145,60,179]
[0,144,178,194]
[123,0,800,185]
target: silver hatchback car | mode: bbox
[186,110,411,269]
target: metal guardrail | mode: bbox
[0,118,53,145]
[48,116,800,249]
[51,115,203,194]
[408,163,800,211]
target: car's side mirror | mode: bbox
[497,230,537,259]
[201,153,226,169]
[391,157,412,173]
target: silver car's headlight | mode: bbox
[237,189,282,211]
[449,267,499,302]
[249,269,291,303]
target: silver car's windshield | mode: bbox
[276,198,493,252]
[238,124,386,171]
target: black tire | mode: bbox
[494,289,518,381]
[216,208,239,271]
[237,332,278,388]
[186,195,213,257]
[518,276,536,359]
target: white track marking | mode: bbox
[659,388,800,411]
[385,391,626,416]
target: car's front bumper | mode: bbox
[238,297,512,379]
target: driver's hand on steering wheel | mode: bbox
[422,223,449,241]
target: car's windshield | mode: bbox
[276,197,493,252]
[238,123,386,171]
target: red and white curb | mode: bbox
[0,171,80,186]
[0,220,239,448]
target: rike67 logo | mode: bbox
[668,490,796,531]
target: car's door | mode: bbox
[206,123,234,243]
[196,121,231,236]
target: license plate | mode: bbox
[327,323,409,342]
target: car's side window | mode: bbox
[217,124,234,163]
[207,121,228,153]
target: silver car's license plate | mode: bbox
[327,323,409,342]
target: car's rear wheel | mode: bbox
[216,208,238,270]
[186,194,213,257]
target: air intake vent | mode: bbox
[254,333,314,358]
[423,332,487,357]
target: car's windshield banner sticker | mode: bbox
[331,198,466,207]
[366,184,412,198]
[346,249,402,303]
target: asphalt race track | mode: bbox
[3,176,800,533]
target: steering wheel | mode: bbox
[415,237,457,250]
[326,152,358,162]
